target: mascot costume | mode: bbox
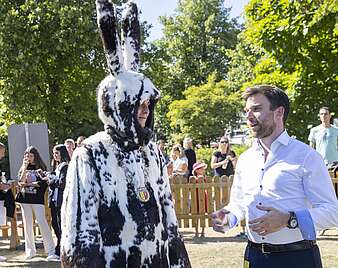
[60,0,191,267]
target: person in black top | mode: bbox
[183,137,197,177]
[16,146,57,261]
[43,144,70,258]
[0,143,15,222]
[211,137,237,177]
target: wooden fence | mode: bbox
[170,175,234,234]
[171,172,338,235]
[1,172,337,248]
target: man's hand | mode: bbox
[211,208,230,233]
[249,205,290,236]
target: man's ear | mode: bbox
[274,106,285,122]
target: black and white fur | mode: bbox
[60,1,191,267]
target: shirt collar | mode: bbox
[273,130,290,146]
[253,130,291,152]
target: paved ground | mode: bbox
[0,227,337,267]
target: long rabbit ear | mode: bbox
[96,0,124,76]
[122,1,140,71]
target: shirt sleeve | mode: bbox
[224,156,246,222]
[302,149,338,231]
[228,213,238,229]
[295,210,316,240]
[308,128,315,143]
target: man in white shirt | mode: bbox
[308,107,338,166]
[212,85,338,268]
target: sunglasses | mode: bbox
[220,140,229,144]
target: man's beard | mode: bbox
[251,120,275,139]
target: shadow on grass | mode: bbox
[186,236,247,244]
[181,230,248,244]
[317,235,338,242]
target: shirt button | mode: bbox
[262,237,265,240]
[261,168,264,171]
[259,202,262,205]
[260,185,263,189]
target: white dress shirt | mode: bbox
[226,130,338,244]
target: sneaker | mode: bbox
[46,254,60,261]
[0,256,6,262]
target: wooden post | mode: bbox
[214,176,221,210]
[198,176,206,230]
[9,213,20,249]
[182,179,189,228]
[206,176,213,226]
[220,175,229,206]
[189,177,198,232]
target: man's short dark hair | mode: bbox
[319,107,330,113]
[242,85,290,124]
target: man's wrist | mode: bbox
[287,211,298,229]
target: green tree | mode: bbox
[0,0,105,143]
[244,0,337,140]
[157,0,240,99]
[167,75,242,144]
[0,0,150,143]
[143,0,240,141]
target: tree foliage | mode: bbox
[0,0,150,143]
[243,0,337,140]
[158,0,240,98]
[167,76,242,144]
[0,0,106,142]
[143,0,241,141]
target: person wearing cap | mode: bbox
[211,85,338,268]
[191,162,208,237]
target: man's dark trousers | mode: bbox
[244,244,323,268]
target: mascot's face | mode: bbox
[96,0,160,147]
[137,100,150,128]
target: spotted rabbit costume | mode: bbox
[60,0,191,267]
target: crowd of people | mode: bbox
[0,99,337,265]
[0,136,86,262]
[0,0,337,266]
[161,136,237,180]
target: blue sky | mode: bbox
[137,0,249,40]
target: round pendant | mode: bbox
[138,187,150,202]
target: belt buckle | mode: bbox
[261,244,270,254]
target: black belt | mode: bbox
[248,240,316,254]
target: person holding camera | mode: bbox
[16,146,57,261]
